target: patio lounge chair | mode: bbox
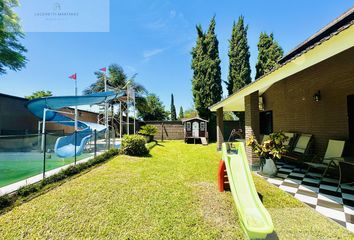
[304,140,345,180]
[338,161,354,191]
[283,132,297,152]
[283,133,313,162]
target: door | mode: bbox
[192,122,199,137]
[260,111,273,135]
[348,95,354,143]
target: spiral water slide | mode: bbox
[26,91,123,158]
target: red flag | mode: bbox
[100,67,107,72]
[69,73,77,80]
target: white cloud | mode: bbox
[145,18,167,30]
[143,48,165,60]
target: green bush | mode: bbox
[138,125,158,136]
[120,135,149,156]
[17,184,39,197]
[0,195,14,209]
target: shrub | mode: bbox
[62,165,80,177]
[17,184,39,197]
[40,171,67,186]
[120,135,149,156]
[138,125,158,136]
[0,195,14,209]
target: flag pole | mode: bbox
[104,70,108,129]
[75,74,78,131]
[100,67,109,147]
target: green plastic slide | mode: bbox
[222,142,274,239]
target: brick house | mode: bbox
[0,93,99,135]
[210,8,354,166]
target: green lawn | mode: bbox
[0,141,352,239]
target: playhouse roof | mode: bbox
[181,117,208,123]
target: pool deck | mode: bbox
[262,161,354,233]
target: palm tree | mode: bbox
[83,64,147,134]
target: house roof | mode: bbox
[279,7,354,64]
[210,7,354,112]
[181,117,208,123]
[0,93,27,101]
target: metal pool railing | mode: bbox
[0,129,118,191]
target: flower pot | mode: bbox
[261,158,277,176]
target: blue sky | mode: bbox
[1,1,353,112]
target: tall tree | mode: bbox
[178,106,184,120]
[138,94,168,121]
[0,0,27,75]
[255,32,283,79]
[227,16,251,95]
[184,108,198,119]
[170,94,177,120]
[25,90,52,100]
[191,17,222,119]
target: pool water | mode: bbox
[0,152,93,188]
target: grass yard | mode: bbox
[0,141,352,239]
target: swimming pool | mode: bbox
[0,152,93,187]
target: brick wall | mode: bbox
[143,121,184,140]
[263,47,354,156]
[245,91,260,166]
[46,107,99,134]
[216,108,224,150]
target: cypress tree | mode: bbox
[255,32,283,79]
[191,17,222,120]
[170,94,177,121]
[227,16,251,95]
[191,25,206,118]
[179,106,184,119]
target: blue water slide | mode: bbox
[26,91,123,158]
[54,129,93,158]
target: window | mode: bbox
[260,111,273,135]
[200,122,205,131]
[186,122,191,131]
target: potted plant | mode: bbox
[246,132,288,176]
[138,125,158,143]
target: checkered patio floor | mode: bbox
[263,161,354,233]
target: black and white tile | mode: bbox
[262,161,354,232]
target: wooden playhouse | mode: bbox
[182,117,208,145]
